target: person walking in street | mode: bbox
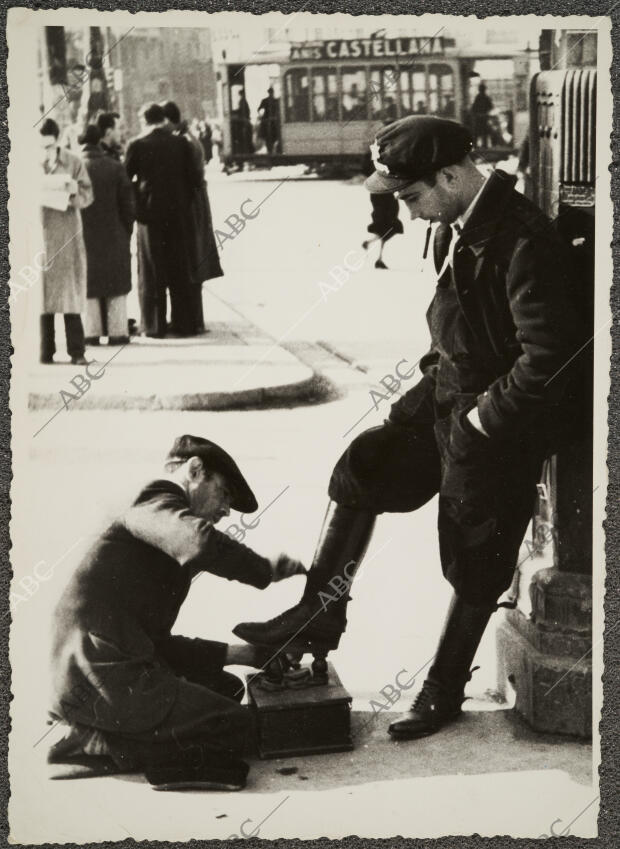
[125,103,203,338]
[234,116,587,741]
[39,118,93,365]
[360,125,403,269]
[79,125,135,346]
[47,435,305,790]
[162,101,223,334]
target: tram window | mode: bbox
[311,67,339,121]
[284,68,310,122]
[342,67,367,121]
[369,66,398,120]
[400,66,427,116]
[429,64,455,117]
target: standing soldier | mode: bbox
[234,116,586,741]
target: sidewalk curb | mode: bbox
[28,371,331,413]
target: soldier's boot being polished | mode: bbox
[388,594,495,740]
[233,502,376,682]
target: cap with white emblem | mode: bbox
[365,116,474,195]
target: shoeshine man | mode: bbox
[235,116,588,740]
[49,436,305,790]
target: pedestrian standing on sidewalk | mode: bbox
[162,101,223,334]
[79,125,135,346]
[96,112,123,162]
[39,118,93,365]
[125,103,203,338]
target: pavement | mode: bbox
[28,291,325,413]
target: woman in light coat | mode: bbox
[39,118,93,364]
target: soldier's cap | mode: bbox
[365,116,474,194]
[166,435,258,513]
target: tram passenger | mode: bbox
[257,87,281,155]
[343,83,366,121]
[232,89,254,158]
[472,82,494,147]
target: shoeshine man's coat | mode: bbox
[50,480,272,735]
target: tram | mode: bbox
[217,34,535,172]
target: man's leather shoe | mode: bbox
[388,678,464,740]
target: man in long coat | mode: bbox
[125,103,203,338]
[48,435,305,790]
[80,125,135,344]
[162,101,223,334]
[39,118,93,365]
[235,117,587,740]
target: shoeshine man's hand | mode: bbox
[270,554,307,582]
[467,406,490,437]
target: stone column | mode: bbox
[496,61,594,738]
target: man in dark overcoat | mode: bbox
[161,101,223,334]
[80,124,135,345]
[235,117,587,740]
[125,103,203,338]
[257,87,280,155]
[48,436,305,790]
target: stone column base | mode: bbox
[496,608,592,738]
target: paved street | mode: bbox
[11,170,595,842]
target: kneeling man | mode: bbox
[48,435,304,790]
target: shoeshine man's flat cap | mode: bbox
[365,116,474,194]
[166,435,258,513]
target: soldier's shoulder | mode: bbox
[505,187,555,241]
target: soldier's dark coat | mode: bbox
[51,480,271,742]
[329,170,586,604]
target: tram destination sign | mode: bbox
[290,37,445,62]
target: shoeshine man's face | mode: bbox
[186,461,233,524]
[396,167,462,225]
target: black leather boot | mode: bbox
[233,503,375,676]
[388,594,495,740]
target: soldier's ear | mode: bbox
[439,166,458,185]
[187,456,205,480]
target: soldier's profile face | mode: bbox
[188,467,233,524]
[397,172,459,224]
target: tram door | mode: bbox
[529,68,596,575]
[221,64,253,160]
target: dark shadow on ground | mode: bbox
[114,707,591,792]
